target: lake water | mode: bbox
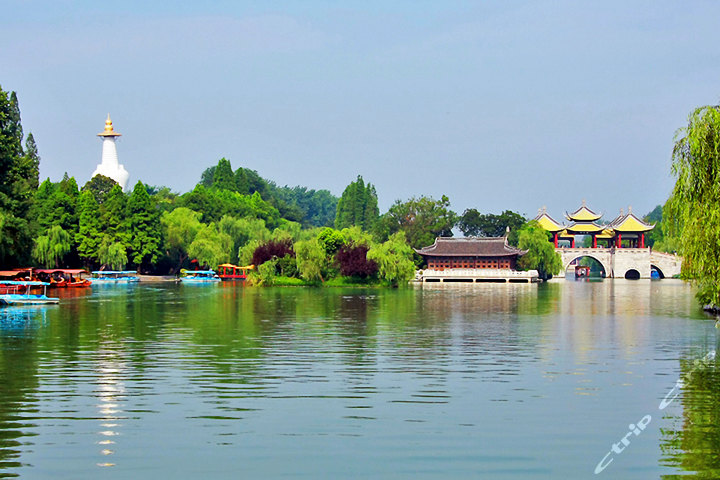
[0,280,717,479]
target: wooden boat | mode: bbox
[90,271,140,284]
[217,264,254,281]
[36,269,91,288]
[0,281,59,305]
[179,269,221,283]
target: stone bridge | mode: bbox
[556,248,682,279]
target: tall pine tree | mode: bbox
[334,175,379,231]
[126,181,162,270]
[0,86,38,266]
[75,190,102,266]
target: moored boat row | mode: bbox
[0,281,59,305]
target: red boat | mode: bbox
[217,264,254,281]
[35,269,92,288]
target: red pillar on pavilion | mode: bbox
[592,235,597,248]
[571,237,575,248]
[553,233,558,248]
[640,233,645,248]
[617,233,622,248]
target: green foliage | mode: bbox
[458,209,526,246]
[101,184,129,244]
[294,238,326,283]
[239,240,262,267]
[341,226,374,247]
[334,175,379,230]
[517,221,563,281]
[376,195,457,249]
[161,207,203,270]
[218,215,269,264]
[126,181,162,269]
[317,227,346,255]
[188,223,232,269]
[32,225,71,268]
[75,190,102,265]
[0,87,38,265]
[97,237,128,270]
[666,104,720,305]
[367,232,416,287]
[82,174,118,204]
[212,158,236,191]
[256,258,278,286]
[178,185,281,227]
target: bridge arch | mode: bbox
[624,269,640,280]
[650,264,665,279]
[563,254,611,277]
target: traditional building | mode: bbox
[607,207,653,248]
[416,236,526,270]
[534,201,654,249]
[532,202,679,279]
[92,114,129,189]
[414,237,538,283]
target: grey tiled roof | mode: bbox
[415,237,526,257]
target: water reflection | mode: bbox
[660,351,720,478]
[0,281,713,479]
[0,308,46,477]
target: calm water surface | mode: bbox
[0,280,717,479]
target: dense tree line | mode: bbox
[0,85,561,283]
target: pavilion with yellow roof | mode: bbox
[534,201,654,249]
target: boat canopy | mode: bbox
[0,280,51,286]
[218,264,254,270]
[91,271,139,275]
[182,270,217,275]
[36,269,89,274]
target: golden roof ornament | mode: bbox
[97,114,122,137]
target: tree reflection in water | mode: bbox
[660,352,720,479]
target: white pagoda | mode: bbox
[92,114,129,189]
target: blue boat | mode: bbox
[179,269,221,283]
[0,281,60,305]
[90,271,140,284]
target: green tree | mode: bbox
[126,181,162,270]
[97,236,128,270]
[516,221,563,281]
[335,175,379,230]
[161,207,203,271]
[188,223,232,269]
[666,104,720,305]
[218,215,271,264]
[0,86,36,266]
[458,209,526,245]
[82,174,118,205]
[376,195,457,249]
[294,238,326,283]
[100,184,129,245]
[75,190,102,266]
[43,173,80,236]
[212,158,236,191]
[256,258,278,286]
[32,225,71,268]
[317,227,345,255]
[367,232,415,287]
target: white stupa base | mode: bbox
[92,165,129,190]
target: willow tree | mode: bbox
[517,221,562,281]
[666,104,720,306]
[32,225,71,268]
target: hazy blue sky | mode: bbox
[2,1,719,221]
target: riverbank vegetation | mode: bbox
[1,85,564,285]
[665,104,720,306]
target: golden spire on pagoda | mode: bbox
[97,114,122,137]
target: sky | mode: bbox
[2,1,720,222]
